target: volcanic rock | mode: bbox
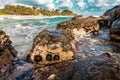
[56,16,101,37]
[0,29,18,79]
[28,29,76,64]
[30,53,120,80]
[71,15,84,20]
[110,19,120,41]
[31,60,77,80]
[103,5,120,26]
[72,53,120,80]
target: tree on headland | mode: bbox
[3,5,16,14]
[54,9,60,15]
[61,9,73,15]
[1,5,74,16]
[32,4,38,15]
[33,4,37,11]
[3,5,33,15]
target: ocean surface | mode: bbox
[0,16,120,60]
[0,16,72,59]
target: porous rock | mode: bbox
[57,16,102,37]
[0,29,18,79]
[72,53,120,80]
[71,15,84,20]
[28,29,76,64]
[110,19,120,41]
[103,5,120,26]
[30,53,120,80]
[31,60,77,80]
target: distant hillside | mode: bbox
[0,5,75,16]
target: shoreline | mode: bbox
[0,15,74,19]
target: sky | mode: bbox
[0,0,120,16]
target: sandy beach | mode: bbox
[0,14,74,20]
[0,14,45,19]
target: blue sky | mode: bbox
[0,0,120,16]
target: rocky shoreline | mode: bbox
[0,5,120,80]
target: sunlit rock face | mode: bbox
[110,19,120,41]
[28,29,76,64]
[56,16,101,38]
[103,5,120,27]
[0,29,18,79]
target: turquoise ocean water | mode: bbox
[0,16,72,59]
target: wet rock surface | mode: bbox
[0,29,18,79]
[103,5,120,26]
[110,19,120,41]
[0,59,33,80]
[30,53,120,80]
[13,60,33,80]
[31,60,77,80]
[76,28,120,59]
[72,53,120,80]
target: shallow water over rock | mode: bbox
[76,28,120,59]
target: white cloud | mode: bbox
[88,0,111,7]
[37,0,55,9]
[0,0,16,8]
[96,3,109,7]
[116,0,120,2]
[91,0,109,7]
[88,0,95,3]
[77,0,87,9]
[55,0,73,9]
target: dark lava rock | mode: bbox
[103,5,120,26]
[0,29,18,79]
[71,15,84,20]
[97,16,109,28]
[72,53,120,80]
[30,53,120,80]
[28,29,76,64]
[0,59,34,80]
[31,60,77,80]
[13,60,33,80]
[110,19,120,41]
[56,16,107,37]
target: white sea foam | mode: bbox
[0,17,4,20]
[3,15,73,20]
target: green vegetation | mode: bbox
[0,10,6,15]
[61,10,73,15]
[0,5,74,16]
